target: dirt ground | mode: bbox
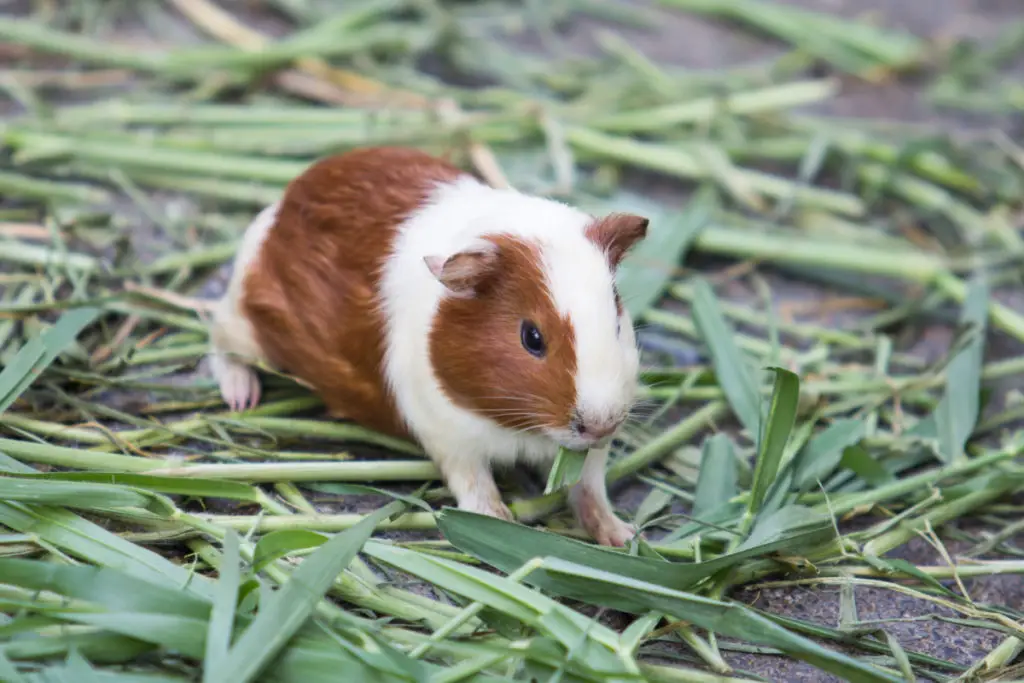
[3,0,1024,681]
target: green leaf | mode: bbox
[301,483,433,512]
[0,476,152,511]
[0,306,100,415]
[362,541,632,678]
[0,650,28,683]
[879,631,914,682]
[614,185,715,318]
[748,367,800,516]
[204,530,241,683]
[934,273,989,462]
[207,501,405,683]
[0,558,213,620]
[692,433,737,520]
[251,529,330,573]
[0,559,429,683]
[791,419,866,492]
[61,648,108,683]
[543,448,586,494]
[13,472,260,502]
[0,627,154,665]
[533,557,902,682]
[734,505,832,556]
[0,503,218,602]
[633,487,674,528]
[861,556,955,597]
[437,508,830,594]
[839,445,893,487]
[52,612,425,683]
[690,278,761,436]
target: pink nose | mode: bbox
[578,420,619,441]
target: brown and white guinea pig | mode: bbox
[208,146,649,546]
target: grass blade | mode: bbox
[932,272,990,463]
[747,367,800,518]
[0,307,100,414]
[790,419,867,492]
[438,508,829,592]
[533,557,903,682]
[203,530,241,683]
[206,501,406,683]
[690,278,761,436]
[692,433,738,520]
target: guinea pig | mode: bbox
[207,146,649,547]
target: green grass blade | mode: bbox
[543,448,586,493]
[251,530,333,573]
[790,419,866,492]
[0,558,213,619]
[363,542,632,675]
[204,530,241,683]
[839,446,893,487]
[692,433,738,520]
[690,279,761,436]
[0,650,28,683]
[8,472,260,502]
[747,367,800,517]
[0,477,153,510]
[532,557,904,683]
[0,307,100,414]
[934,273,990,463]
[207,501,406,683]
[0,503,217,601]
[437,508,829,592]
[733,505,832,555]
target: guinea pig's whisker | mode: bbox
[631,406,658,416]
[475,394,544,404]
[472,406,543,416]
[472,409,547,426]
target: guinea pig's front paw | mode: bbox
[589,516,637,548]
[459,495,514,522]
[569,487,637,547]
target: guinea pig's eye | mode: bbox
[520,320,546,358]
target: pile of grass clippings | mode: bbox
[1,1,1024,681]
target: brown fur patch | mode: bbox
[585,213,649,269]
[429,235,578,434]
[241,146,466,438]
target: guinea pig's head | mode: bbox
[426,212,648,450]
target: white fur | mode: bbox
[208,202,280,409]
[378,176,639,472]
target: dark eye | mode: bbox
[520,320,546,358]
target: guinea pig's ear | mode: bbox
[424,239,500,297]
[585,213,649,269]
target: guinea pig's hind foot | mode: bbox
[210,352,261,412]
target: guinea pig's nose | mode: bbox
[577,419,619,441]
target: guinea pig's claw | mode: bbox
[215,358,261,412]
[569,486,637,547]
[593,518,638,548]
[469,499,513,522]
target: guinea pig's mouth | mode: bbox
[547,429,616,452]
